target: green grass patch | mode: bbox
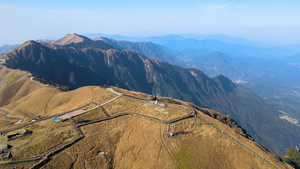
[82,103,98,111]
[282,147,300,168]
[58,85,70,92]
[0,119,77,159]
[159,98,180,105]
[1,160,38,169]
[74,107,106,121]
[173,140,195,169]
[32,76,48,84]
[6,72,22,85]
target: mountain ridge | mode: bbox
[94,36,180,64]
[54,33,91,45]
[0,65,292,168]
[2,34,300,157]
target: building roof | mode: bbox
[20,129,32,135]
[0,144,8,151]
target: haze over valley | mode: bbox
[1,0,300,168]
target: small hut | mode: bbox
[20,129,32,136]
[0,145,8,151]
[0,151,11,160]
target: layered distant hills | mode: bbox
[93,36,180,65]
[90,34,300,134]
[0,44,19,56]
[0,64,291,168]
[1,34,300,156]
[86,34,300,105]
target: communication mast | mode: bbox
[168,123,176,137]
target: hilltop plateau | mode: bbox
[0,65,292,168]
[1,34,300,157]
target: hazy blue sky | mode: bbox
[0,0,300,45]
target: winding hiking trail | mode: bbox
[0,109,22,126]
[0,87,278,169]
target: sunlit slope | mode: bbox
[42,112,291,169]
[1,86,116,124]
[0,69,292,168]
[3,35,300,156]
[0,65,116,130]
[0,65,41,107]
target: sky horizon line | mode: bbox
[1,1,300,46]
[1,32,299,47]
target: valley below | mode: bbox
[0,67,292,168]
[0,33,299,168]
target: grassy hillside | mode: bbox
[2,35,300,157]
[42,115,291,169]
[0,71,293,168]
[283,147,300,168]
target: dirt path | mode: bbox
[1,87,279,169]
[0,108,23,126]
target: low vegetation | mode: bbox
[283,147,300,168]
[0,66,294,168]
[158,97,181,105]
[5,72,22,85]
[0,161,37,169]
[58,85,70,92]
[0,119,77,159]
[102,97,144,116]
[82,103,98,111]
[42,115,292,169]
[0,111,16,127]
[74,107,106,121]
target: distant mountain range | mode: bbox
[85,33,300,57]
[0,63,290,168]
[86,34,300,121]
[94,36,180,65]
[2,34,300,116]
[87,35,300,104]
[1,33,300,156]
[0,44,19,56]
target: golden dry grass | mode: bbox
[133,104,188,121]
[44,86,93,116]
[102,96,188,121]
[0,160,37,169]
[74,107,107,121]
[0,71,292,169]
[102,97,144,116]
[82,103,98,111]
[43,86,115,117]
[167,103,192,113]
[0,85,116,124]
[54,34,85,45]
[0,111,16,127]
[91,87,116,104]
[3,88,60,122]
[112,87,152,100]
[195,109,292,169]
[42,116,176,169]
[42,115,291,169]
[0,119,77,159]
[0,66,40,107]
